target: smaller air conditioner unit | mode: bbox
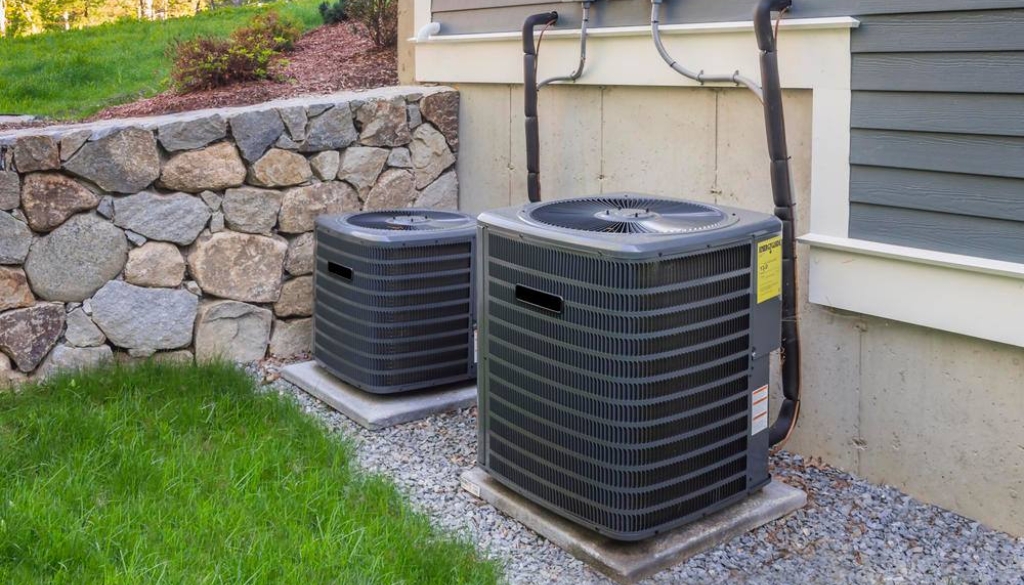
[313,209,478,394]
[476,194,783,541]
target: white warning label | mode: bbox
[461,476,481,499]
[751,385,769,436]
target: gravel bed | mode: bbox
[270,376,1024,585]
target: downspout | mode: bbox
[753,0,801,449]
[523,11,559,203]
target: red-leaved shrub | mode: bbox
[169,11,303,92]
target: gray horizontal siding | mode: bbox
[850,7,1024,263]
[850,166,1024,222]
[849,204,1024,264]
[851,10,1024,52]
[853,53,1024,93]
[850,130,1024,180]
[433,1,1024,34]
[852,92,1024,137]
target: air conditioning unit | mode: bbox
[314,209,478,394]
[476,194,783,541]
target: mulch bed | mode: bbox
[2,23,397,130]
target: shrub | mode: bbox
[348,0,397,48]
[169,10,303,92]
[318,0,350,24]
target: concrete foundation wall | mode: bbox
[452,82,1024,536]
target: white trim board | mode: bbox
[414,17,859,44]
[803,235,1024,348]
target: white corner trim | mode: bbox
[412,17,859,44]
[803,235,1024,348]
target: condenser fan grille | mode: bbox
[346,210,476,231]
[527,197,730,234]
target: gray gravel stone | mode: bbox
[113,191,211,245]
[90,280,197,350]
[222,187,283,234]
[269,318,312,358]
[199,190,223,211]
[157,115,227,151]
[159,142,246,193]
[13,135,59,172]
[230,109,285,162]
[407,104,422,130]
[96,196,114,219]
[278,181,359,234]
[364,169,416,210]
[37,343,112,378]
[194,300,272,363]
[65,308,106,347]
[338,146,389,194]
[284,232,314,276]
[124,241,185,288]
[387,147,412,169]
[187,231,287,303]
[273,276,312,317]
[59,130,91,162]
[24,213,127,302]
[248,148,312,188]
[278,106,308,141]
[414,171,458,210]
[0,212,33,265]
[409,123,456,189]
[64,128,161,193]
[309,151,341,181]
[0,171,19,210]
[301,104,358,152]
[125,230,147,247]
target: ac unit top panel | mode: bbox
[317,209,477,246]
[478,194,780,259]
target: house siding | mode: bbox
[849,8,1024,263]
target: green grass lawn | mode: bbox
[0,1,322,120]
[0,361,501,584]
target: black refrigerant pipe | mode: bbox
[753,0,802,448]
[523,11,559,203]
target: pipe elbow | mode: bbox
[416,22,441,42]
[753,0,792,52]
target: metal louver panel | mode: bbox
[313,210,477,394]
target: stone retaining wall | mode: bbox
[0,86,460,385]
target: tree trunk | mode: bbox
[0,0,7,38]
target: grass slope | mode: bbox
[0,1,322,119]
[0,361,500,584]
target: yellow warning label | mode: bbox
[756,236,782,304]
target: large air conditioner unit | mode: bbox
[314,209,477,394]
[476,194,783,541]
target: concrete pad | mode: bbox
[461,467,806,584]
[281,361,477,430]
